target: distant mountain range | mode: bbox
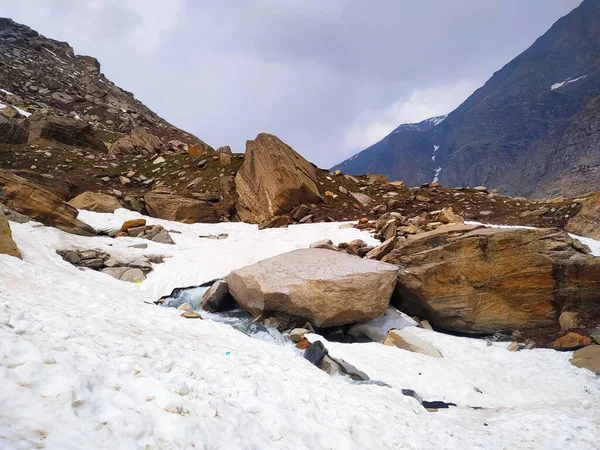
[333,0,600,198]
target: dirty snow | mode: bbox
[551,75,587,91]
[0,211,599,449]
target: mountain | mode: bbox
[333,0,600,198]
[0,18,205,146]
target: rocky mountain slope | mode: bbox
[333,0,600,199]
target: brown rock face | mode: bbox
[386,227,600,334]
[68,192,122,213]
[227,248,398,328]
[566,193,600,240]
[0,115,28,144]
[109,127,164,155]
[144,190,219,223]
[0,170,95,236]
[0,208,21,259]
[28,114,107,152]
[235,133,323,223]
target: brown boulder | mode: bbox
[552,333,592,350]
[566,193,600,239]
[235,133,323,223]
[144,191,219,223]
[0,170,95,236]
[0,208,21,259]
[570,345,600,374]
[121,219,147,231]
[28,114,107,152]
[187,141,215,156]
[109,127,164,155]
[68,192,122,213]
[386,226,600,334]
[227,248,398,328]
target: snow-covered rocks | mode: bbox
[227,248,398,328]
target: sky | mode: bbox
[1,0,583,167]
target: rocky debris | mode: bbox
[200,280,236,312]
[226,248,398,328]
[0,207,21,258]
[145,190,219,224]
[0,114,28,144]
[258,215,291,230]
[570,345,600,375]
[109,127,164,156]
[386,226,600,335]
[552,332,593,350]
[384,329,443,358]
[68,191,122,213]
[58,248,162,282]
[566,193,600,240]
[112,221,175,245]
[235,133,323,223]
[0,169,95,236]
[28,114,107,152]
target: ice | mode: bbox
[0,211,598,449]
[551,75,587,91]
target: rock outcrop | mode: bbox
[144,190,219,223]
[566,193,600,240]
[68,192,122,213]
[0,170,95,236]
[0,114,28,144]
[385,226,600,334]
[109,127,164,155]
[235,133,323,223]
[0,207,21,258]
[226,248,398,328]
[28,114,107,152]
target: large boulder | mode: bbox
[235,133,323,223]
[11,169,78,201]
[109,127,164,155]
[144,190,219,223]
[566,193,600,239]
[227,248,398,328]
[0,208,21,259]
[28,114,107,152]
[385,227,600,334]
[0,170,95,236]
[0,115,28,144]
[68,192,122,213]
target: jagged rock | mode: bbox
[291,204,312,221]
[121,219,146,231]
[235,133,323,223]
[216,145,232,154]
[288,328,309,343]
[258,215,291,230]
[387,226,600,334]
[227,248,398,328]
[566,193,600,239]
[309,239,336,250]
[27,114,107,152]
[570,345,600,374]
[109,127,164,155]
[552,332,592,350]
[436,207,463,224]
[0,202,29,223]
[384,329,443,358]
[351,192,373,205]
[145,191,219,223]
[120,268,146,283]
[0,208,21,259]
[201,280,236,313]
[219,153,232,166]
[151,229,175,244]
[366,237,397,260]
[68,192,122,213]
[0,170,95,236]
[304,341,327,365]
[0,115,28,144]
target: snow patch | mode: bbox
[432,145,440,162]
[551,75,587,91]
[432,166,442,183]
[0,101,31,117]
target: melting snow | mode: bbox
[551,75,587,91]
[0,101,31,118]
[432,166,442,183]
[0,211,598,449]
[432,145,440,162]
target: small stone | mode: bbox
[309,239,336,250]
[570,345,600,375]
[552,332,592,350]
[295,337,311,350]
[419,320,433,330]
[474,186,487,192]
[64,251,81,264]
[130,243,148,249]
[507,342,519,352]
[119,176,131,185]
[325,191,335,198]
[121,219,147,231]
[181,312,203,319]
[559,311,580,331]
[339,186,348,194]
[120,268,146,283]
[289,328,309,343]
[153,156,166,165]
[177,303,193,313]
[304,341,327,365]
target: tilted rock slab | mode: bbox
[144,190,219,223]
[385,226,600,334]
[235,133,323,223]
[68,191,122,213]
[227,248,398,328]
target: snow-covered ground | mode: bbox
[1,211,599,449]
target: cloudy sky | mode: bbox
[2,0,582,167]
